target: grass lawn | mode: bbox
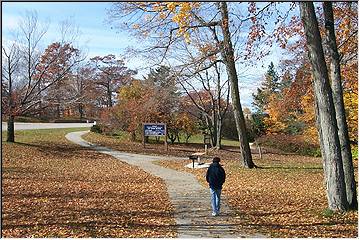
[84,131,358,238]
[1,128,176,238]
[101,130,241,147]
[185,134,240,147]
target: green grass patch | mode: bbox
[186,134,240,147]
[88,131,242,148]
[351,146,358,160]
[2,127,90,143]
[322,208,335,218]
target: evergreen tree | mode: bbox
[252,62,280,113]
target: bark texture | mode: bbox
[219,2,254,168]
[323,2,357,209]
[299,2,348,211]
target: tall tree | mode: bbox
[252,62,281,113]
[2,12,83,142]
[90,54,136,108]
[115,79,171,141]
[144,66,179,116]
[218,2,254,167]
[271,2,357,143]
[35,42,82,118]
[299,2,348,211]
[69,65,94,120]
[323,2,357,210]
[179,64,230,149]
[2,44,21,142]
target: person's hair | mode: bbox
[213,157,220,162]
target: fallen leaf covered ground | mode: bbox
[84,132,358,238]
[2,128,176,238]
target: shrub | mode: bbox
[15,116,47,123]
[53,119,89,123]
[222,113,240,140]
[90,124,102,133]
[304,148,322,157]
[258,134,321,157]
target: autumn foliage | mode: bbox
[252,2,358,146]
[109,66,199,142]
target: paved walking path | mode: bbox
[66,131,264,238]
[2,122,93,131]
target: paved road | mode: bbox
[66,131,264,238]
[1,122,93,131]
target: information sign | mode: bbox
[144,124,166,136]
[142,123,168,151]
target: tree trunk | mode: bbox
[131,131,136,141]
[186,135,191,144]
[215,64,223,150]
[215,111,222,150]
[300,2,348,211]
[323,2,357,209]
[168,133,176,144]
[56,104,61,119]
[212,112,218,148]
[7,65,15,143]
[212,98,223,150]
[78,103,84,120]
[38,84,43,119]
[107,82,113,107]
[204,114,215,147]
[219,2,254,168]
[7,115,15,142]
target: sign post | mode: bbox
[164,124,168,151]
[204,134,211,154]
[143,123,168,151]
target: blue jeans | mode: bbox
[210,188,221,214]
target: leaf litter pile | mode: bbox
[85,132,358,238]
[2,129,176,238]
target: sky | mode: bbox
[2,2,130,57]
[2,2,286,110]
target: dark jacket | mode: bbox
[206,162,226,189]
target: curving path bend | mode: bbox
[66,131,264,238]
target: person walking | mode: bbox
[206,157,226,216]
